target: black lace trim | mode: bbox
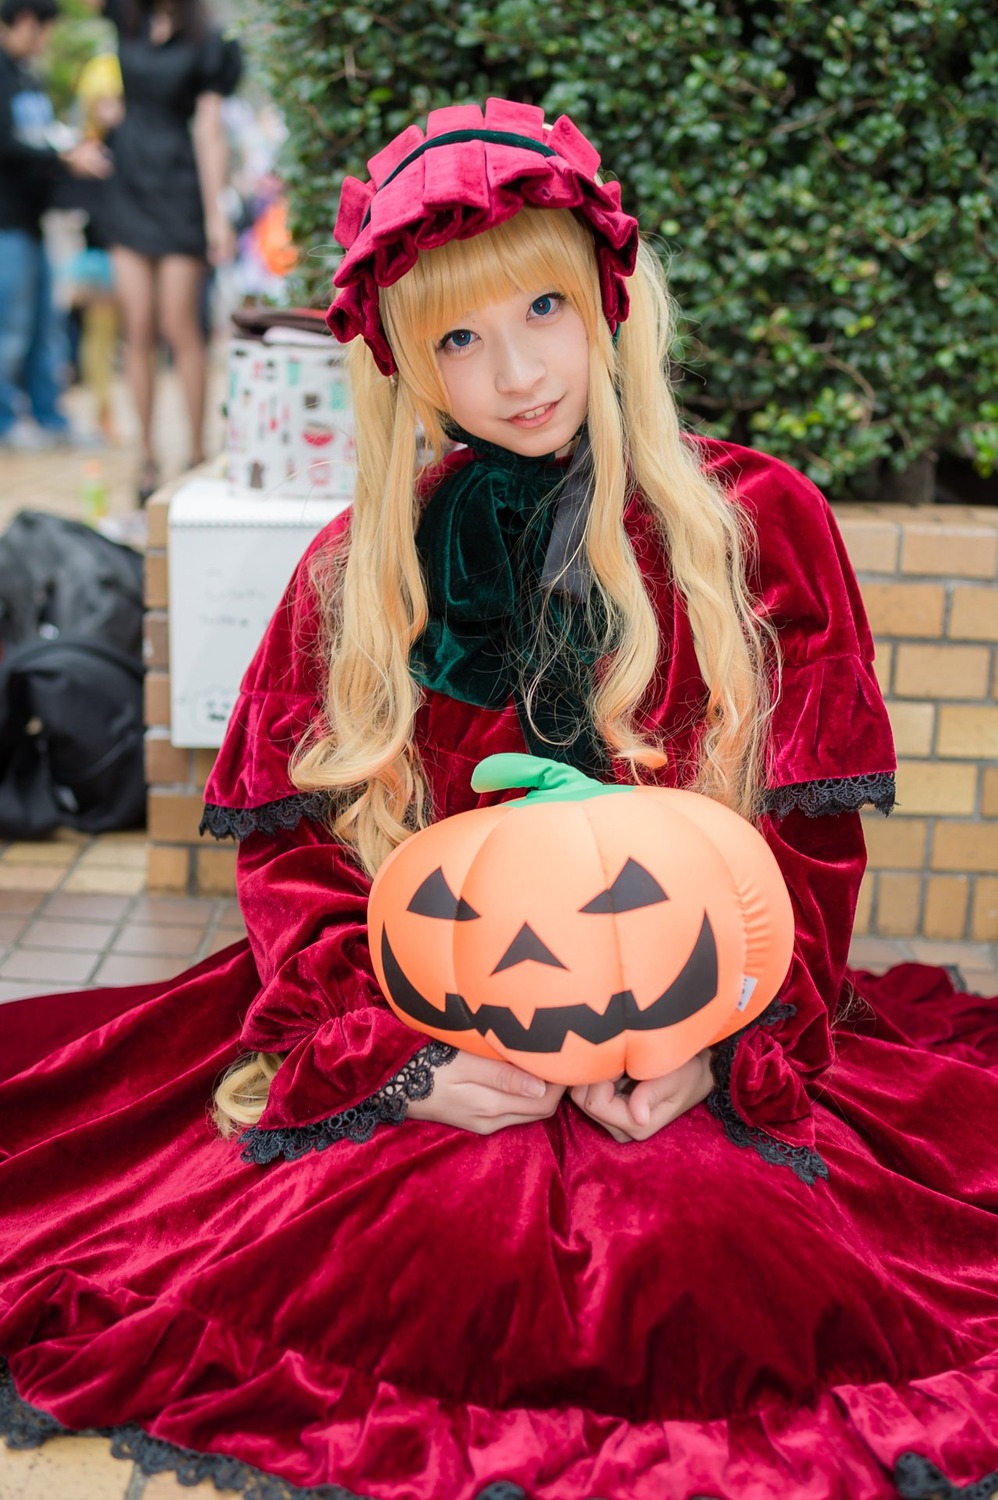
[239,1042,458,1164]
[706,1000,830,1186]
[0,1361,534,1500]
[199,793,334,842]
[763,771,896,820]
[895,1452,998,1499]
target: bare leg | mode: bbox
[111,246,157,467]
[157,255,208,465]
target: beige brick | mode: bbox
[852,870,873,935]
[872,641,892,694]
[196,845,238,895]
[144,671,171,728]
[886,701,935,758]
[982,768,998,818]
[949,585,998,642]
[895,761,977,816]
[860,581,945,637]
[144,611,169,669]
[833,512,899,574]
[144,551,169,609]
[894,643,990,700]
[971,877,998,941]
[937,705,998,759]
[861,815,928,870]
[931,821,998,873]
[144,1474,220,1499]
[875,872,922,937]
[145,732,194,786]
[148,790,204,843]
[194,748,219,788]
[146,492,170,548]
[922,875,970,940]
[901,524,998,579]
[147,844,192,892]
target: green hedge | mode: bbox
[251,0,997,497]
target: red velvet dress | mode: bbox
[2,440,997,1500]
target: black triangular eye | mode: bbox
[407,868,480,921]
[580,858,668,914]
[492,923,568,975]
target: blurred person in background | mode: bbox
[0,0,111,451]
[61,50,123,441]
[80,0,241,501]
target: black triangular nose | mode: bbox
[491,922,567,975]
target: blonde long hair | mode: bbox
[214,206,775,1134]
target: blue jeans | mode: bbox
[0,229,70,438]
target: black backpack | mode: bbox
[0,513,146,838]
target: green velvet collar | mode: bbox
[412,434,608,776]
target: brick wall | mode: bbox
[143,487,237,897]
[836,504,998,941]
[144,494,998,937]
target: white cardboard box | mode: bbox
[225,338,356,499]
[168,477,349,748]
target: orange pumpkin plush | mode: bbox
[368,754,795,1086]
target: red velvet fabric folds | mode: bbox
[2,440,997,1499]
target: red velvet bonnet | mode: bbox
[325,97,640,376]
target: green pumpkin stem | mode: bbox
[470,753,631,806]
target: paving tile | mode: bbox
[0,842,79,865]
[848,936,915,971]
[127,895,216,923]
[0,865,65,893]
[0,916,29,943]
[216,900,247,931]
[61,867,147,896]
[0,891,47,915]
[20,919,119,953]
[92,954,189,986]
[44,893,134,921]
[957,968,998,996]
[203,929,246,957]
[0,948,98,984]
[0,1434,133,1500]
[908,940,998,969]
[0,981,79,1003]
[75,843,149,870]
[112,922,206,958]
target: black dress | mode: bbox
[101,0,241,259]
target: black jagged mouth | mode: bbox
[380,914,718,1053]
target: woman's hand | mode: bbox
[570,1051,713,1143]
[407,1050,565,1134]
[206,213,236,267]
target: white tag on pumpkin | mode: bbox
[737,976,758,1013]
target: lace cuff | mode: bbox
[762,771,895,820]
[707,1001,829,1186]
[200,793,333,842]
[239,1042,457,1164]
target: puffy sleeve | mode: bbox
[196,30,242,97]
[695,442,896,1180]
[719,442,896,812]
[202,517,435,1152]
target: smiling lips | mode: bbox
[507,399,559,429]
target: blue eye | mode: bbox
[439,328,474,351]
[530,293,561,317]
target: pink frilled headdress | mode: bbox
[325,98,640,376]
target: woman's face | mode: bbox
[433,289,589,457]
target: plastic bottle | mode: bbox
[81,459,109,526]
